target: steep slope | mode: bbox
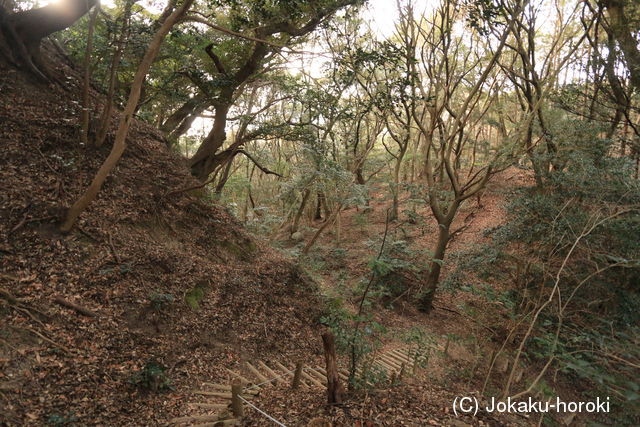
[0,48,322,425]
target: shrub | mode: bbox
[128,360,173,392]
[448,127,640,422]
[363,237,431,303]
[319,297,387,389]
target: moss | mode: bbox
[184,281,209,310]
[219,237,256,262]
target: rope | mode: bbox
[238,395,287,427]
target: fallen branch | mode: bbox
[1,287,50,327]
[54,296,98,318]
[0,288,19,305]
[107,232,121,264]
[10,215,56,234]
[23,327,73,355]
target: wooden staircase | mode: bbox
[168,348,418,426]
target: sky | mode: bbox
[365,0,401,37]
[366,0,434,38]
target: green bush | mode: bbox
[444,126,640,422]
[319,297,387,389]
[128,360,173,392]
[363,237,431,303]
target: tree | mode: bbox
[61,0,195,231]
[600,0,640,92]
[0,0,98,80]
[402,0,523,311]
[179,0,364,181]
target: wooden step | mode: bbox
[316,366,349,383]
[300,369,324,387]
[273,361,309,388]
[257,361,284,385]
[192,419,239,427]
[193,391,232,399]
[246,362,270,384]
[306,368,327,384]
[374,358,399,373]
[170,414,222,424]
[378,354,403,370]
[272,360,294,377]
[387,351,412,367]
[390,349,413,363]
[190,403,229,410]
[202,382,231,390]
[225,368,252,385]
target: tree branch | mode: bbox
[237,149,283,177]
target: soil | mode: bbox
[0,45,324,425]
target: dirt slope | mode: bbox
[0,49,322,425]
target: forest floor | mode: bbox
[1,47,564,426]
[0,48,325,426]
[244,168,542,426]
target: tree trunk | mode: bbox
[419,221,451,312]
[95,0,133,148]
[603,0,640,92]
[315,192,324,220]
[322,330,344,405]
[161,93,209,137]
[60,0,194,232]
[189,102,230,180]
[214,152,236,197]
[168,102,209,141]
[390,161,401,221]
[291,189,311,233]
[80,5,99,144]
[0,0,98,79]
[303,205,342,255]
[355,166,365,185]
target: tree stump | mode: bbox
[292,361,303,390]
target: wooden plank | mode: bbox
[374,358,399,373]
[193,391,231,399]
[192,420,238,427]
[246,362,270,384]
[170,414,221,424]
[379,354,403,370]
[377,353,402,369]
[388,350,412,365]
[318,366,349,382]
[307,368,327,384]
[225,368,252,385]
[390,349,413,363]
[202,385,258,395]
[300,369,324,387]
[387,349,410,363]
[202,382,231,390]
[258,361,284,384]
[273,361,308,388]
[190,403,228,410]
[272,360,293,376]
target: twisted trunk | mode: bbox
[0,0,97,79]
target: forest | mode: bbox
[0,0,639,425]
